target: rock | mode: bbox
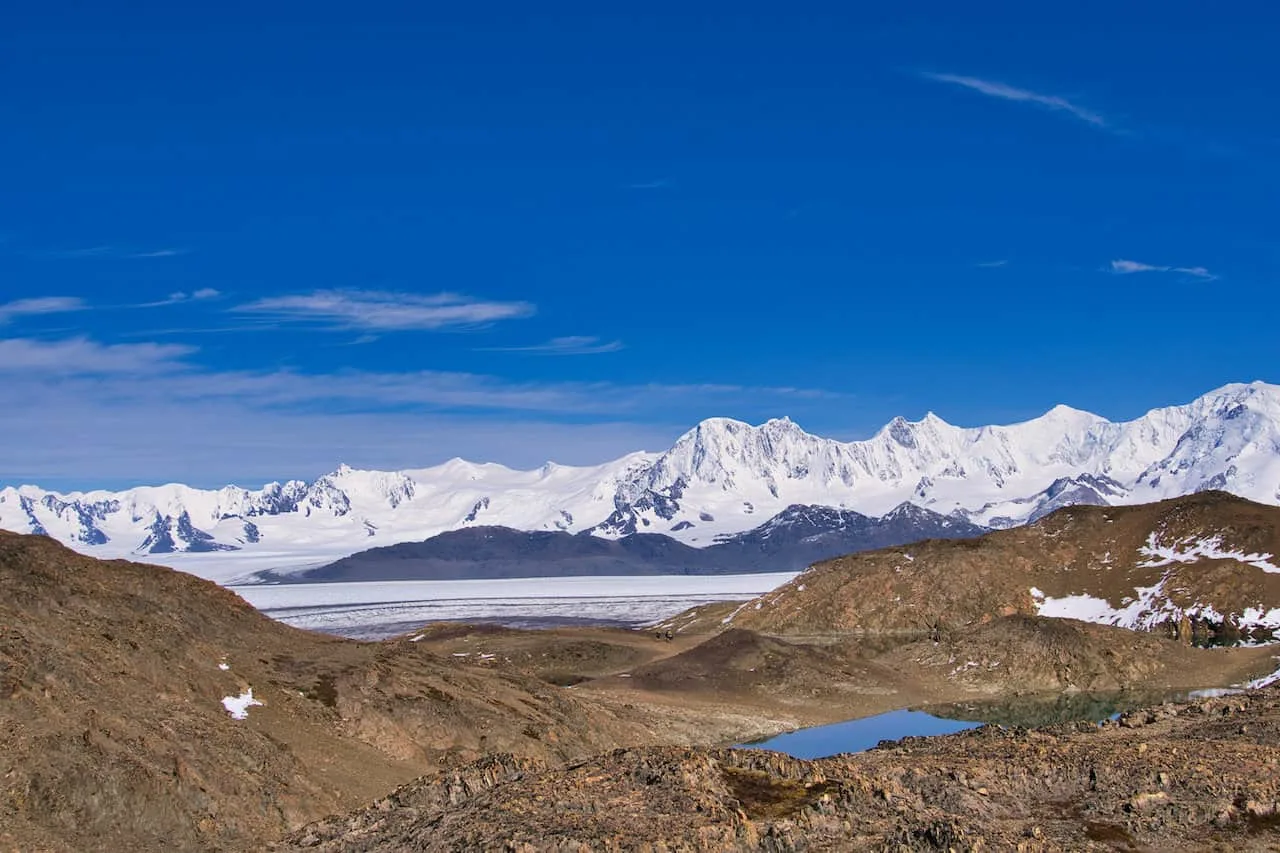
[1245,800,1276,818]
[1128,791,1170,812]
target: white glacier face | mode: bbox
[4,380,1280,581]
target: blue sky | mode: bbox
[3,2,1277,488]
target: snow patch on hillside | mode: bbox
[1138,532,1280,573]
[1030,580,1179,631]
[221,688,263,720]
[1031,584,1280,633]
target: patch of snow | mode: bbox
[1031,577,1179,630]
[1244,661,1280,690]
[722,601,752,625]
[1188,687,1243,699]
[1138,532,1280,573]
[1032,579,1280,635]
[221,688,263,720]
[1240,606,1280,630]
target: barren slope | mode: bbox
[729,492,1280,640]
[0,532,690,852]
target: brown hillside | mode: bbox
[729,491,1280,639]
[0,532,678,852]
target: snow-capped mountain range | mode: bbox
[4,381,1280,582]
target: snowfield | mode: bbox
[6,381,1280,580]
[231,572,799,638]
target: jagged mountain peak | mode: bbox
[4,381,1280,577]
[748,503,871,533]
[678,414,815,441]
[881,500,936,521]
[1042,402,1103,419]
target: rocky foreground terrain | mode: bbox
[277,687,1280,852]
[6,490,1280,851]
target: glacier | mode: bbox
[4,380,1280,582]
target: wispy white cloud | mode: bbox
[127,248,188,258]
[0,296,88,324]
[139,288,223,308]
[0,404,680,489]
[235,289,536,331]
[0,333,844,484]
[1109,259,1216,280]
[921,72,1107,128]
[34,245,187,260]
[479,336,625,355]
[0,337,195,374]
[976,259,1008,268]
[0,335,838,414]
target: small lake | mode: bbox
[741,689,1229,759]
[743,709,979,759]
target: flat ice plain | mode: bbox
[231,573,799,639]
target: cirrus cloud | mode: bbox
[0,337,195,374]
[478,336,625,355]
[0,334,844,485]
[235,289,536,331]
[1109,259,1216,280]
[921,72,1108,128]
[0,296,88,324]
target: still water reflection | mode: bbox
[741,689,1225,759]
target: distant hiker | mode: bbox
[664,629,673,641]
